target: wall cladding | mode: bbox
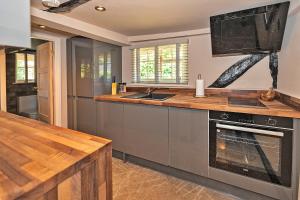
[269,52,278,89]
[6,53,37,114]
[209,53,278,89]
[209,54,267,88]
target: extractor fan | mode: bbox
[42,0,90,13]
[42,0,61,8]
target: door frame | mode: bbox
[31,30,68,127]
[0,49,6,112]
[0,30,68,127]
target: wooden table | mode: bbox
[0,112,112,200]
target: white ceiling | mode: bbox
[31,0,293,36]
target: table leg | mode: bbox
[43,186,58,200]
[81,144,112,200]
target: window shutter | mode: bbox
[177,42,188,84]
[131,41,189,85]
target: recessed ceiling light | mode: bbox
[95,6,106,12]
[39,25,46,29]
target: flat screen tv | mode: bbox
[210,2,290,56]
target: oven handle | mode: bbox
[216,123,284,137]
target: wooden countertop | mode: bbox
[95,93,300,119]
[0,111,112,200]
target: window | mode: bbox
[15,53,36,83]
[16,53,26,83]
[27,54,35,83]
[132,41,188,85]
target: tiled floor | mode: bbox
[112,158,241,200]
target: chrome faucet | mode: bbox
[146,87,157,95]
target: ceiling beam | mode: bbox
[31,7,129,46]
[128,28,210,42]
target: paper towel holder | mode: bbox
[195,74,206,98]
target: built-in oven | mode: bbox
[209,111,293,187]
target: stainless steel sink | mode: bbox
[121,93,175,101]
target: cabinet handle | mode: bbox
[216,123,284,137]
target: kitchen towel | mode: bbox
[196,78,205,97]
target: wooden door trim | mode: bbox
[49,43,54,125]
[37,42,54,124]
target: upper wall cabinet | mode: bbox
[71,38,94,97]
[0,0,31,48]
[67,37,122,97]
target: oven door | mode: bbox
[209,121,293,187]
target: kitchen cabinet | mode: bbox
[93,41,122,96]
[169,107,209,177]
[124,104,169,165]
[72,38,94,98]
[97,101,125,151]
[67,37,122,133]
[67,96,74,129]
[76,97,97,135]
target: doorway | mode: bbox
[3,38,55,124]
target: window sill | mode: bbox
[13,82,36,85]
[127,83,193,89]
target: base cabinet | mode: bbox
[123,104,169,165]
[169,108,209,177]
[95,102,209,174]
[97,102,125,151]
[76,97,97,135]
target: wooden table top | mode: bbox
[95,93,300,119]
[0,112,111,200]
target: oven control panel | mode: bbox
[267,118,278,126]
[209,111,293,129]
[220,113,230,120]
[238,119,255,124]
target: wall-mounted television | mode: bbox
[210,2,290,56]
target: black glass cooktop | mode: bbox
[228,97,267,108]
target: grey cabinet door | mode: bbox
[67,96,74,129]
[93,42,122,96]
[96,102,124,151]
[76,97,97,135]
[66,40,73,96]
[124,104,169,165]
[69,38,94,97]
[169,108,209,177]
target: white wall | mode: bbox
[277,10,300,98]
[0,0,31,48]
[123,2,300,92]
[122,34,272,89]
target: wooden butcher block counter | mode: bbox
[0,112,112,200]
[95,92,300,119]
